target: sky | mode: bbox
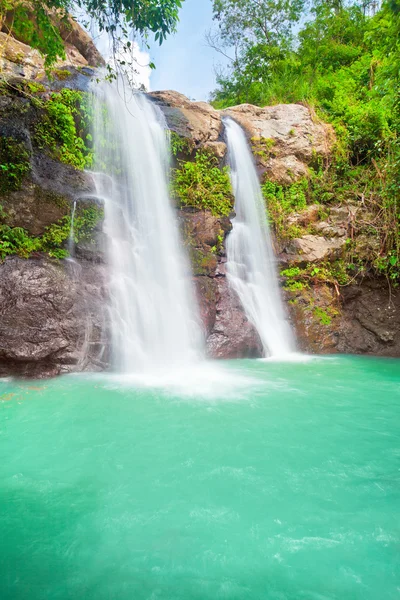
[147,0,227,101]
[88,0,227,101]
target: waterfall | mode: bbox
[67,200,77,258]
[91,80,202,373]
[224,118,294,357]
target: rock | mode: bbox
[0,32,44,79]
[32,154,96,204]
[207,274,263,359]
[179,207,262,357]
[202,141,227,159]
[195,276,217,337]
[44,66,97,93]
[223,103,333,184]
[0,10,104,80]
[149,93,332,184]
[285,284,341,354]
[0,257,109,377]
[148,90,224,148]
[56,15,105,67]
[313,205,357,238]
[180,208,231,247]
[338,278,400,354]
[283,234,346,263]
[287,204,320,227]
[286,274,400,357]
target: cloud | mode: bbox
[82,17,152,90]
[108,42,152,90]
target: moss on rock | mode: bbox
[0,137,31,193]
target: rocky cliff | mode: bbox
[0,37,399,378]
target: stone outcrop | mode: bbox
[287,277,400,356]
[0,257,108,377]
[149,91,223,150]
[0,10,104,80]
[283,234,346,264]
[223,103,333,184]
[149,92,334,185]
[179,208,262,358]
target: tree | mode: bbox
[0,0,183,69]
[207,0,304,103]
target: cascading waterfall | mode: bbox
[91,80,202,373]
[224,117,295,357]
[67,200,77,258]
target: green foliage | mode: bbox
[211,0,400,282]
[211,229,225,254]
[2,0,67,68]
[50,68,73,81]
[280,260,351,291]
[251,136,276,160]
[313,307,332,326]
[0,0,182,71]
[170,132,194,157]
[34,89,93,170]
[171,151,234,216]
[262,179,308,238]
[0,137,31,193]
[0,205,103,260]
[281,267,301,278]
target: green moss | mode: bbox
[0,138,31,193]
[189,246,217,275]
[34,89,93,170]
[171,150,234,216]
[285,280,305,291]
[0,204,103,261]
[251,136,276,161]
[281,267,301,278]
[51,69,73,81]
[313,307,332,326]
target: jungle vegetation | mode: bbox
[210,0,400,282]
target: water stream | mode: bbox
[91,81,202,373]
[67,200,77,259]
[224,118,294,357]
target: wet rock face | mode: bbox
[207,266,263,359]
[0,257,109,378]
[179,208,263,359]
[338,279,400,355]
[286,277,400,357]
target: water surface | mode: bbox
[1,356,399,599]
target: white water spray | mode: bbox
[224,118,294,357]
[91,81,202,373]
[67,200,77,258]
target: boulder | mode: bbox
[0,257,108,377]
[207,268,263,359]
[282,234,346,264]
[0,32,45,79]
[148,90,224,150]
